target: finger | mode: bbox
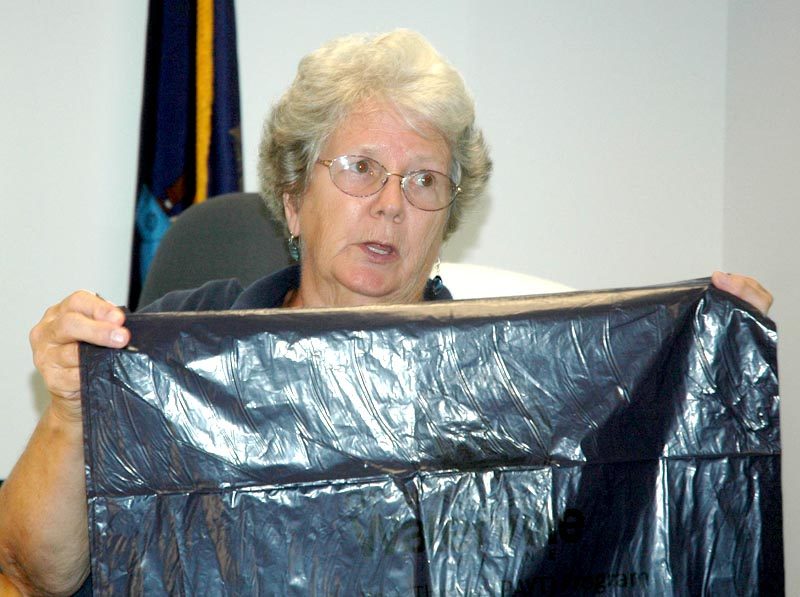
[711,271,773,316]
[40,309,130,348]
[39,362,82,401]
[60,290,126,325]
[58,311,129,347]
[33,341,80,372]
[34,343,82,400]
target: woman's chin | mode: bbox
[335,268,416,304]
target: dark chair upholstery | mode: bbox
[137,192,290,309]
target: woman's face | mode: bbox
[284,103,451,308]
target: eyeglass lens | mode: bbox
[327,155,455,211]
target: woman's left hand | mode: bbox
[711,271,773,316]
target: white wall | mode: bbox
[0,3,146,466]
[1,0,795,588]
[237,2,727,290]
[725,0,800,590]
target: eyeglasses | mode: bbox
[316,155,460,212]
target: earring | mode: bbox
[287,234,300,261]
[431,257,444,295]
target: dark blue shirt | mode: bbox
[139,264,451,312]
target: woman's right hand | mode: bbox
[29,290,130,423]
[0,291,130,594]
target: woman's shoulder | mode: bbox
[136,265,301,313]
[136,278,246,313]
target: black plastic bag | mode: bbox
[81,280,782,595]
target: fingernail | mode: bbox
[111,330,125,344]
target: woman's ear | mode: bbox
[283,192,301,236]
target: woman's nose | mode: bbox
[370,173,406,221]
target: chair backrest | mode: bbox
[138,192,290,308]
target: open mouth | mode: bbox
[365,242,393,255]
[361,241,397,260]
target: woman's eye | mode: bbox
[416,172,435,187]
[353,160,371,174]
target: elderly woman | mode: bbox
[0,30,772,595]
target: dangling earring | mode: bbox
[287,234,300,262]
[431,257,444,295]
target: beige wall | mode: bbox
[0,4,145,463]
[237,2,728,289]
[724,0,800,590]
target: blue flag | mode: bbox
[129,0,242,309]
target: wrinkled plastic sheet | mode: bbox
[80,280,782,595]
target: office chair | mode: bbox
[137,192,290,309]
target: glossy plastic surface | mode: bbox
[80,280,781,595]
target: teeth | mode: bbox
[366,243,391,255]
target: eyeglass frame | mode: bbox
[315,155,461,212]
